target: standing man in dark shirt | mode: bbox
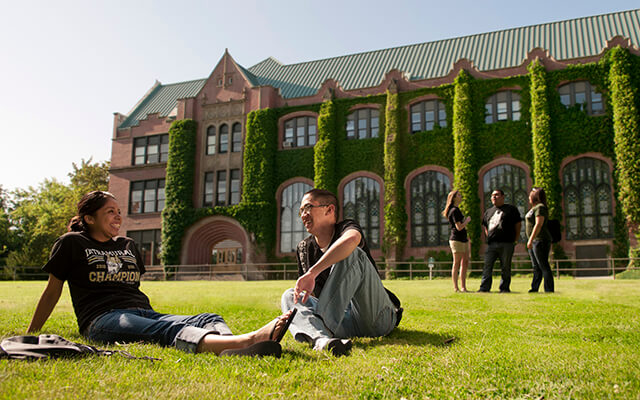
[281,189,401,356]
[479,189,522,293]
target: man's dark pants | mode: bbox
[479,242,515,292]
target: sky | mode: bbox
[1,0,638,193]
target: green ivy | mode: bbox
[529,60,559,217]
[161,119,197,267]
[314,100,338,193]
[606,47,640,260]
[452,71,481,259]
[383,89,407,258]
[242,109,278,203]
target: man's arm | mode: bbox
[27,274,64,333]
[514,221,522,243]
[294,229,361,303]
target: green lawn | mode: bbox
[1,278,639,399]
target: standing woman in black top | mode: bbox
[27,191,294,357]
[442,190,471,292]
[525,187,554,292]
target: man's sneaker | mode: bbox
[313,338,352,356]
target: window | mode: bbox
[128,229,162,266]
[133,134,169,165]
[482,164,528,241]
[206,126,216,155]
[410,100,447,133]
[485,91,521,123]
[558,81,605,115]
[203,172,214,207]
[283,117,317,148]
[219,124,229,153]
[216,171,226,206]
[130,179,165,214]
[563,158,613,240]
[346,109,379,139]
[343,177,381,249]
[232,123,242,152]
[280,182,313,253]
[230,169,240,205]
[410,171,450,247]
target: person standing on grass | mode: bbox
[442,190,471,292]
[27,191,295,357]
[525,187,554,293]
[280,189,402,356]
[479,189,522,293]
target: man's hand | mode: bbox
[294,272,316,304]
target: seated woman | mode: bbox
[27,191,295,357]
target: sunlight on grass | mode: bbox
[1,278,639,399]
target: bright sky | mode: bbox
[1,0,638,192]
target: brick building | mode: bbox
[109,9,640,271]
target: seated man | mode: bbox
[281,189,402,356]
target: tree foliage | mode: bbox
[2,159,109,270]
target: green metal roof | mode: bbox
[247,9,640,99]
[119,79,206,129]
[119,9,639,128]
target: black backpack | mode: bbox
[548,219,562,243]
[0,334,160,361]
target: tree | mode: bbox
[5,159,110,269]
[0,185,15,266]
[69,158,110,197]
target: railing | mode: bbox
[3,256,636,281]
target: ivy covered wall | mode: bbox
[161,47,640,265]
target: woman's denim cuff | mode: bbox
[174,326,215,353]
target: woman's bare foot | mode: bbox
[252,309,294,344]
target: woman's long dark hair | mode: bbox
[442,189,459,218]
[530,187,548,207]
[68,191,117,232]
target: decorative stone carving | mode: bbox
[202,100,245,121]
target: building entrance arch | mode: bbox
[181,216,251,265]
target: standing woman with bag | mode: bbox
[442,190,471,292]
[526,187,554,293]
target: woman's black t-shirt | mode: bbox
[43,232,152,333]
[447,206,468,242]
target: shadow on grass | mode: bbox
[354,328,457,350]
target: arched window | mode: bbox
[206,126,216,155]
[482,164,528,241]
[280,182,313,253]
[485,91,521,123]
[410,171,450,247]
[410,100,447,133]
[563,157,613,240]
[343,177,381,249]
[219,124,229,153]
[231,123,242,152]
[558,81,605,116]
[346,108,379,139]
[283,117,317,148]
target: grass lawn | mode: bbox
[1,277,639,399]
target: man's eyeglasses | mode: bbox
[298,204,330,217]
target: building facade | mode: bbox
[109,10,640,269]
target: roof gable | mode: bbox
[119,79,206,129]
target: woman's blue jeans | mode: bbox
[84,308,232,353]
